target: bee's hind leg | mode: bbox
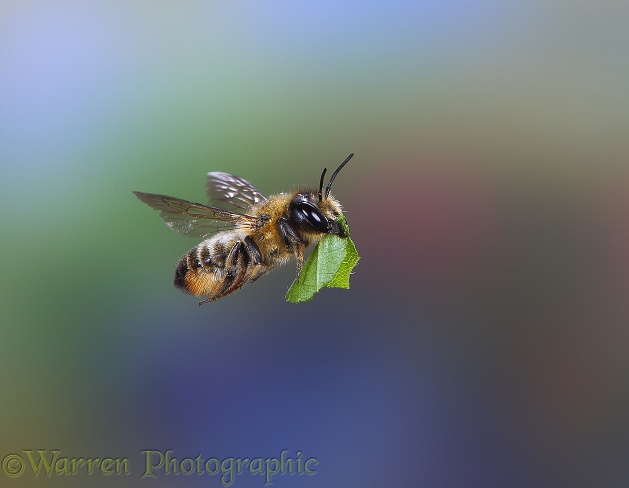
[212,241,249,301]
[198,297,215,306]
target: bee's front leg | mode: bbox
[278,217,304,282]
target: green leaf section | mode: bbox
[285,215,359,303]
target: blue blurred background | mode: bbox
[1,1,628,487]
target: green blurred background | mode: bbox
[1,1,628,487]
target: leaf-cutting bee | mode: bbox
[133,153,353,305]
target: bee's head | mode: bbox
[288,153,353,239]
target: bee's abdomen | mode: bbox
[173,243,216,296]
[173,235,267,301]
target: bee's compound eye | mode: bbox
[297,203,329,233]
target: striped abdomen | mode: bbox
[174,233,266,304]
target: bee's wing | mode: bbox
[133,191,259,238]
[206,172,267,210]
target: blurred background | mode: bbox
[1,1,628,487]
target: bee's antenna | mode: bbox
[318,167,327,202]
[325,153,354,199]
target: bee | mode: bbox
[133,153,353,305]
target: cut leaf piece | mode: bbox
[285,215,359,303]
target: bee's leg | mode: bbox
[243,236,262,265]
[278,218,305,282]
[293,247,305,282]
[215,241,245,299]
[198,297,215,306]
[242,236,268,283]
